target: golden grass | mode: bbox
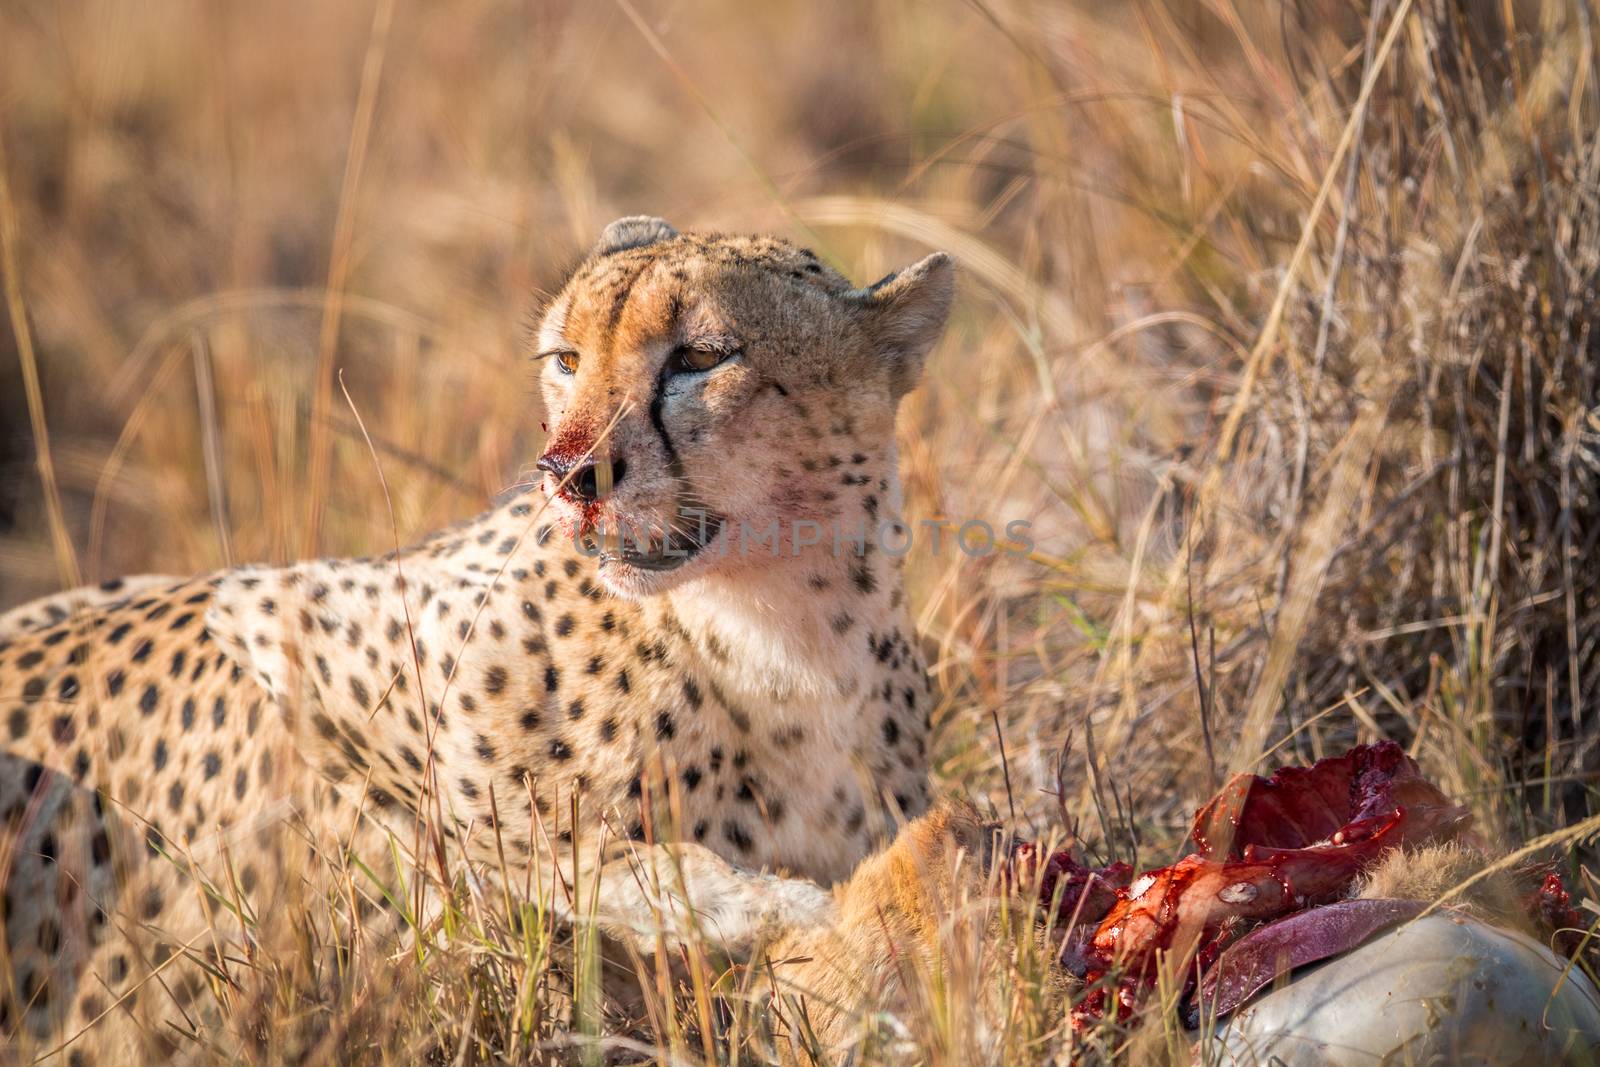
[2,0,1599,1061]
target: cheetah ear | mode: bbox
[856,252,954,398]
[594,216,678,257]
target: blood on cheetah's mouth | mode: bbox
[589,513,724,572]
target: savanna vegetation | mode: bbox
[1,0,1598,1061]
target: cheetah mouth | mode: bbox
[591,513,725,572]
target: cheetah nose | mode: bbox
[537,453,627,502]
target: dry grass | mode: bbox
[2,0,1600,1062]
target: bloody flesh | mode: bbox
[1042,742,1476,1025]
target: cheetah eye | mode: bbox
[548,349,580,375]
[669,344,735,374]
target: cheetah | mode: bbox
[0,216,954,1061]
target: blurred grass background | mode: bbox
[2,0,1600,1060]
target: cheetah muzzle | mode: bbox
[580,505,725,573]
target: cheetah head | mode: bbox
[533,217,954,598]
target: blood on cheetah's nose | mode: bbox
[537,452,627,503]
